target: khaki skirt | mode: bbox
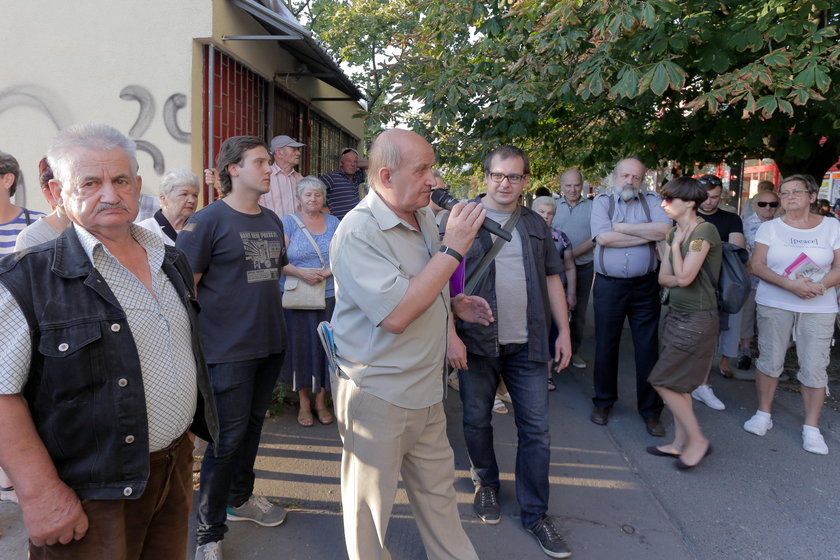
[648,308,719,393]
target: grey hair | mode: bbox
[608,157,646,192]
[160,169,200,197]
[780,174,819,195]
[46,124,138,188]
[296,175,327,199]
[368,130,402,191]
[531,196,556,212]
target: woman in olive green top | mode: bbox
[647,177,722,470]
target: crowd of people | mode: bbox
[0,126,837,560]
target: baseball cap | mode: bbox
[270,135,305,151]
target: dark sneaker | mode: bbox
[528,515,572,558]
[473,486,501,524]
[736,355,752,370]
[226,494,287,527]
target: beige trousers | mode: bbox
[333,376,478,560]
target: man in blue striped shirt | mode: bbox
[0,151,44,256]
[320,148,366,220]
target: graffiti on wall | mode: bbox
[0,83,192,182]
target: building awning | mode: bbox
[228,0,364,102]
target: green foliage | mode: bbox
[390,0,839,179]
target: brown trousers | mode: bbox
[29,433,194,560]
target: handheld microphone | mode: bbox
[431,189,512,242]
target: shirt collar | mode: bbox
[74,223,165,268]
[366,188,424,232]
[272,163,297,178]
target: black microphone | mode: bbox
[431,189,512,242]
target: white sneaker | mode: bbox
[497,391,512,404]
[803,429,829,455]
[571,355,587,369]
[691,385,725,410]
[492,397,508,414]
[196,541,223,560]
[743,413,773,436]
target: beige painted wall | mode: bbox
[0,0,363,213]
[0,0,212,212]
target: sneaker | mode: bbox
[226,495,287,527]
[492,397,508,414]
[571,355,586,369]
[736,355,752,370]
[743,413,773,436]
[691,385,725,410]
[473,486,501,524]
[803,429,829,455]
[195,541,223,560]
[528,515,572,558]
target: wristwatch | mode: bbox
[438,245,463,263]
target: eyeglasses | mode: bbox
[697,176,722,187]
[662,196,679,204]
[756,201,779,208]
[778,189,809,197]
[488,172,526,185]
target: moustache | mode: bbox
[94,202,130,215]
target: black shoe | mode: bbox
[590,406,610,425]
[473,486,501,524]
[675,444,713,470]
[528,515,572,558]
[645,417,666,437]
[736,355,752,370]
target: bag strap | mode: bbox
[290,214,326,268]
[23,208,31,226]
[464,205,522,296]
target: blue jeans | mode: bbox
[458,343,550,529]
[592,272,663,418]
[196,354,284,545]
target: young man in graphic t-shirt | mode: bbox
[177,136,288,560]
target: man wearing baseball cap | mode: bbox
[260,135,305,218]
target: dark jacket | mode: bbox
[0,225,218,501]
[455,204,563,362]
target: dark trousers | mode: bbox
[570,261,594,353]
[458,343,550,529]
[29,433,194,560]
[592,272,664,418]
[196,353,284,545]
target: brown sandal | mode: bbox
[315,408,334,425]
[297,409,314,427]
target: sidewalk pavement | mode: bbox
[3,319,840,559]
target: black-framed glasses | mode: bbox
[488,172,526,185]
[756,201,779,208]
[697,176,722,187]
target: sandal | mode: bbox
[717,366,734,379]
[315,408,334,425]
[548,379,556,392]
[297,409,314,427]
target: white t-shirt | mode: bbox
[754,216,840,313]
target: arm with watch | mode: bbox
[379,201,486,334]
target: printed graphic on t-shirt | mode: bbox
[241,231,284,282]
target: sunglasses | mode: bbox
[697,176,722,187]
[756,201,779,208]
[662,196,679,204]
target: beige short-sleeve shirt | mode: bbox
[329,189,449,409]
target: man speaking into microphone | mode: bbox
[453,145,573,559]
